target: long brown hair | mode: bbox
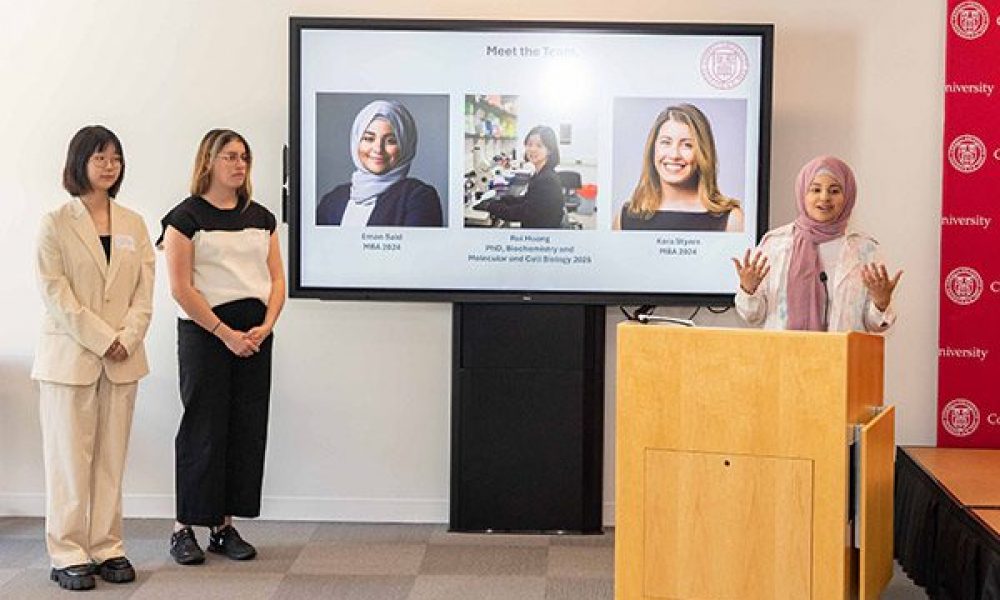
[189,129,253,205]
[627,104,739,218]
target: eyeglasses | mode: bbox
[217,152,251,164]
[90,155,123,168]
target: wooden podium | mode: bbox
[615,324,895,600]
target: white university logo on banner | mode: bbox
[941,398,981,437]
[948,134,987,173]
[944,266,984,305]
[951,1,990,40]
[700,42,749,90]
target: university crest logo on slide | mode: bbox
[948,134,987,173]
[944,266,984,305]
[700,42,748,90]
[941,398,981,437]
[951,1,990,40]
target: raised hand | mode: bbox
[862,263,902,312]
[731,249,771,295]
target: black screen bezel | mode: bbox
[288,17,773,305]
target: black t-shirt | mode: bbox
[619,203,729,231]
[99,235,111,262]
[157,196,277,311]
[157,196,275,242]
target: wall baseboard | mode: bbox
[0,494,616,526]
[0,493,44,516]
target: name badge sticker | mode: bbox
[113,234,136,252]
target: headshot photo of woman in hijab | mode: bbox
[316,98,445,227]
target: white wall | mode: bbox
[0,0,944,523]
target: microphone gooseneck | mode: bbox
[819,271,830,330]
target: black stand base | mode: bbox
[449,303,605,533]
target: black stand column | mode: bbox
[450,303,604,533]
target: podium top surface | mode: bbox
[616,321,886,430]
[618,321,883,343]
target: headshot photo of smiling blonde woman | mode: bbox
[612,98,749,233]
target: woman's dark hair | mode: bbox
[62,125,125,198]
[524,125,560,169]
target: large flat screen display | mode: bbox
[289,18,772,304]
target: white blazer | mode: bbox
[31,198,154,385]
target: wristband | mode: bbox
[210,320,222,334]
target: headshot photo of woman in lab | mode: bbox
[484,125,566,229]
[316,99,443,227]
[615,103,743,232]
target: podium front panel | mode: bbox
[644,449,813,599]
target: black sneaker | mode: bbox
[170,526,205,565]
[208,525,256,560]
[50,564,96,591]
[97,556,135,583]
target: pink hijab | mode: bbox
[786,156,857,331]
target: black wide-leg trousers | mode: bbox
[175,299,272,527]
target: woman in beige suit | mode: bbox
[31,125,154,591]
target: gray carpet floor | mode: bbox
[0,517,927,598]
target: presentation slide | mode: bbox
[292,21,771,302]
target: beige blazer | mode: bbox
[31,198,154,385]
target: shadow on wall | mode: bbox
[0,357,45,510]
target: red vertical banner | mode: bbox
[939,1,1000,446]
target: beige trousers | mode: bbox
[39,372,137,568]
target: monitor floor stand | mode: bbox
[449,302,605,534]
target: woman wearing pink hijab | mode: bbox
[732,156,902,332]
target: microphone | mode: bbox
[819,271,830,330]
[637,313,695,327]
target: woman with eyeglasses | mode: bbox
[316,99,443,227]
[33,125,154,590]
[158,129,285,565]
